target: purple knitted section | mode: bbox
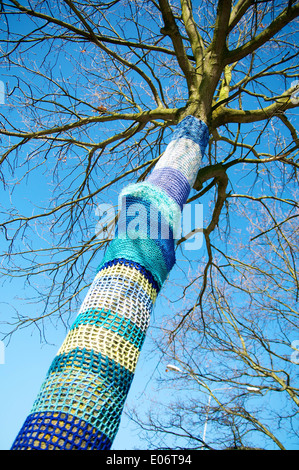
[146,167,191,209]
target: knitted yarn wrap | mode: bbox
[11,116,209,450]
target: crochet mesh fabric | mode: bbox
[11,116,209,450]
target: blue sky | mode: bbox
[0,102,298,451]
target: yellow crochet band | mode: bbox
[57,324,140,373]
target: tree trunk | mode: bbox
[11,115,209,450]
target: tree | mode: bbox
[127,197,299,450]
[0,0,298,450]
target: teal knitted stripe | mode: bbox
[30,369,127,441]
[71,308,146,350]
[48,348,134,391]
[99,237,169,288]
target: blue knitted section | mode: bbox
[116,194,175,271]
[11,411,112,450]
[120,181,181,234]
[146,167,191,209]
[170,115,209,156]
[117,195,175,241]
